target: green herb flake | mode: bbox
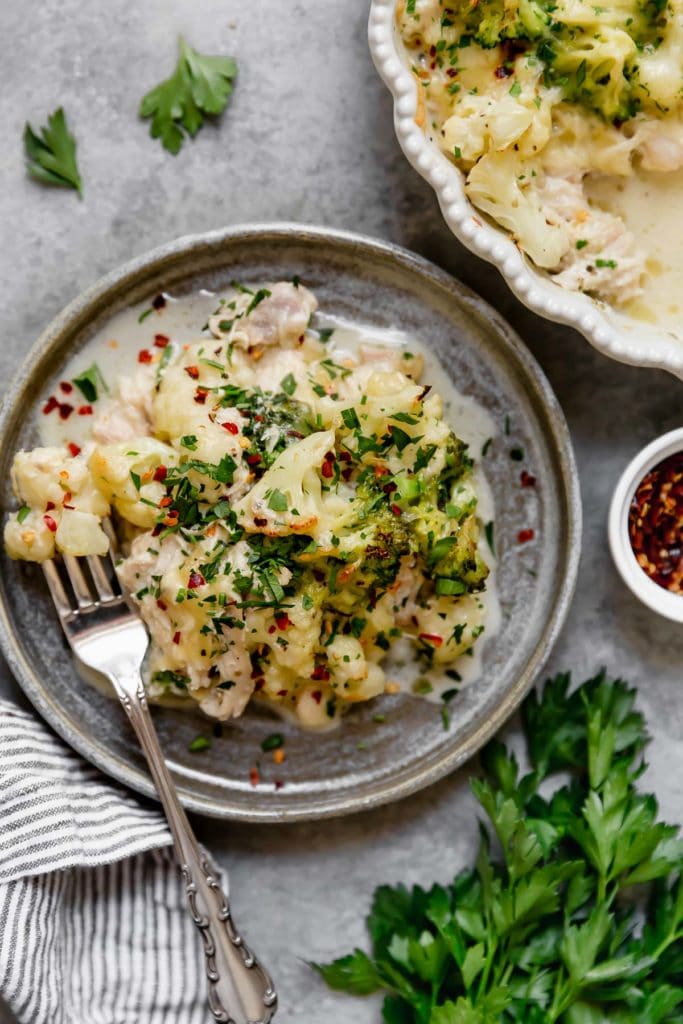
[261,733,284,752]
[576,239,589,250]
[485,520,495,555]
[73,363,107,403]
[267,489,288,512]
[188,735,211,753]
[280,373,297,396]
[16,505,31,524]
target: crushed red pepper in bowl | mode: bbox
[628,452,683,595]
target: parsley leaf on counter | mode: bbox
[23,108,82,194]
[139,36,237,154]
[314,671,683,1022]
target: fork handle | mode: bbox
[116,676,277,1024]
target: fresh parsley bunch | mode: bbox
[315,672,683,1022]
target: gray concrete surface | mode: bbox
[1,1,682,1021]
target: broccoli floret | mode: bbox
[457,0,550,48]
[335,476,414,597]
[393,436,489,594]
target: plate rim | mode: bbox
[368,0,683,381]
[0,222,582,821]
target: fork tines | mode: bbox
[43,552,123,620]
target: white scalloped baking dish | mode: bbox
[368,0,683,380]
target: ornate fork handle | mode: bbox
[117,674,277,1024]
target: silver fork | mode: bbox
[42,542,277,1024]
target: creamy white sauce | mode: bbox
[39,288,500,710]
[586,169,683,335]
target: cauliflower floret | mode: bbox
[55,509,109,557]
[5,446,110,561]
[443,94,535,164]
[233,430,353,539]
[89,437,175,528]
[466,151,569,269]
[4,509,56,562]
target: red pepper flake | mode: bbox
[154,333,170,348]
[58,403,74,420]
[275,614,291,631]
[520,470,536,488]
[338,450,352,462]
[221,421,239,435]
[184,365,200,379]
[43,396,59,415]
[495,64,514,78]
[274,779,285,790]
[277,689,289,697]
[321,459,334,479]
[268,624,277,634]
[246,453,262,466]
[63,504,76,510]
[194,388,208,405]
[62,492,72,505]
[254,678,265,692]
[138,349,153,364]
[390,503,402,517]
[152,293,166,310]
[153,465,167,483]
[628,451,683,594]
[172,631,181,645]
[152,524,163,537]
[518,529,535,543]
[163,512,179,526]
[310,689,323,703]
[59,381,73,394]
[383,482,397,494]
[67,442,81,457]
[311,665,330,681]
[43,514,57,533]
[249,766,261,787]
[78,405,93,416]
[159,496,172,508]
[156,599,167,611]
[254,516,268,527]
[45,501,55,511]
[188,571,206,589]
[419,632,443,647]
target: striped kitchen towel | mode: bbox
[0,698,210,1024]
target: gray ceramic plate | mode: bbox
[0,224,581,822]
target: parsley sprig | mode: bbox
[139,36,237,154]
[24,108,82,194]
[314,671,683,1022]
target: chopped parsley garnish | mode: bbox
[261,733,284,752]
[73,363,108,403]
[188,735,211,753]
[280,373,297,396]
[180,434,198,450]
[267,489,288,512]
[16,505,30,524]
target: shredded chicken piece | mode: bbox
[539,175,645,304]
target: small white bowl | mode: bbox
[608,429,683,622]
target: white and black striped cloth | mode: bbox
[0,699,210,1023]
